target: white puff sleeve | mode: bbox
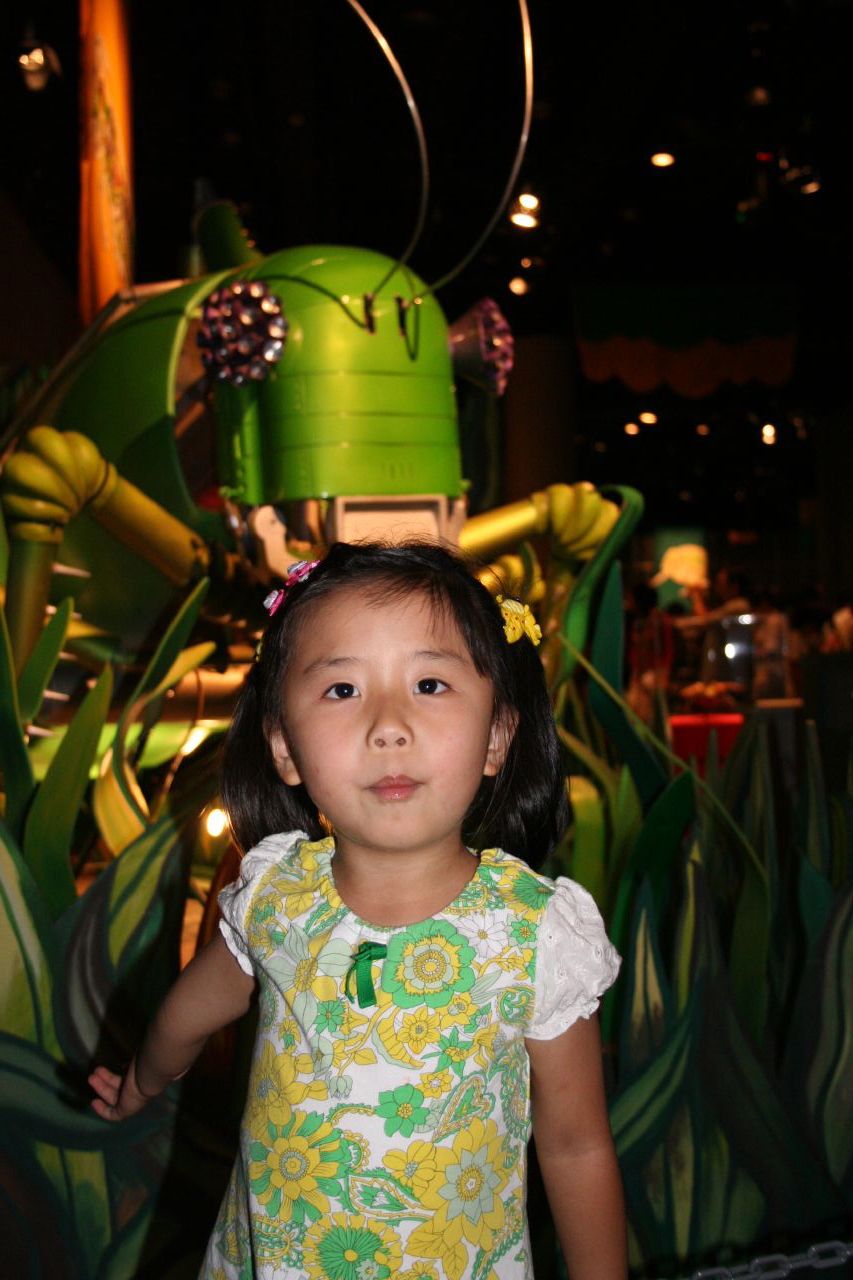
[218,829,308,975]
[526,877,621,1039]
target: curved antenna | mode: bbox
[421,0,534,298]
[344,0,431,298]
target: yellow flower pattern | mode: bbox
[244,1041,328,1132]
[202,835,614,1279]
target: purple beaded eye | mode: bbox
[197,280,288,385]
[448,297,515,396]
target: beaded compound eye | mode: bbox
[197,279,287,386]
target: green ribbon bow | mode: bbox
[344,940,388,1009]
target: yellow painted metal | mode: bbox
[0,426,213,670]
[458,492,549,560]
[459,482,621,606]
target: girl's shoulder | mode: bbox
[486,854,622,1040]
[241,827,314,877]
[476,846,559,916]
[219,829,330,915]
[217,830,333,972]
[480,846,549,877]
[480,848,619,952]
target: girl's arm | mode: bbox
[527,1015,627,1280]
[89,932,256,1121]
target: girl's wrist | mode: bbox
[128,1055,165,1100]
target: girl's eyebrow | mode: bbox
[302,648,467,675]
[302,655,358,674]
[413,648,467,665]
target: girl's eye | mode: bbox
[416,677,448,695]
[325,682,358,700]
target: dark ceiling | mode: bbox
[2,0,852,543]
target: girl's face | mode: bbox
[270,587,512,860]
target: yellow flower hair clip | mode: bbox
[496,595,542,647]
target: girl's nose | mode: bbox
[372,727,409,748]
[369,697,411,748]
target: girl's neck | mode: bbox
[330,835,478,928]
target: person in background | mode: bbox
[626,582,674,723]
[752,589,793,699]
[675,567,752,632]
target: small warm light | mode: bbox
[520,256,532,268]
[624,422,640,436]
[518,192,540,212]
[761,423,777,446]
[205,807,228,838]
[508,276,529,296]
[638,411,657,425]
[696,423,711,437]
[801,180,821,195]
[755,150,774,164]
[18,39,60,91]
[724,643,737,660]
[747,85,771,107]
[650,152,676,168]
[509,210,539,229]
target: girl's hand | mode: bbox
[88,1059,152,1121]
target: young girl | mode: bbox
[90,541,626,1279]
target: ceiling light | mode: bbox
[761,423,777,446]
[18,37,61,91]
[518,192,540,211]
[638,411,657,425]
[508,276,529,296]
[696,423,711,437]
[509,209,538,229]
[624,422,640,436]
[650,152,676,168]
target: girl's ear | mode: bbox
[484,707,518,777]
[269,728,303,786]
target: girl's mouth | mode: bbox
[368,775,421,801]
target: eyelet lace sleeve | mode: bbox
[218,829,308,975]
[526,877,621,1040]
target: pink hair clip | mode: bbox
[263,559,321,617]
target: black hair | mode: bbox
[221,541,569,867]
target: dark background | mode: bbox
[2,0,852,586]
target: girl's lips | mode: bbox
[368,775,421,801]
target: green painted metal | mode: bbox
[212,247,459,503]
[196,200,263,271]
[30,244,459,644]
[49,275,232,644]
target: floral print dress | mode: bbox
[203,831,620,1280]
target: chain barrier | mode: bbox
[689,1240,853,1279]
